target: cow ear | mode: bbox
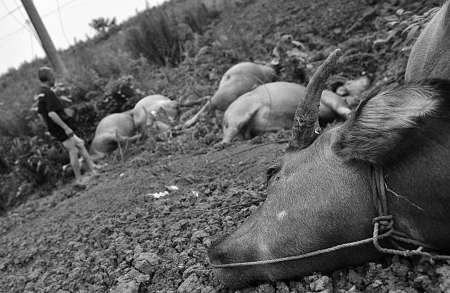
[331,83,442,164]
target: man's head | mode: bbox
[38,66,55,87]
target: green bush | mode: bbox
[125,3,215,66]
[125,11,183,66]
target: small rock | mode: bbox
[255,283,275,293]
[437,265,450,292]
[110,268,150,293]
[74,250,86,262]
[177,273,200,293]
[133,252,161,275]
[24,282,35,290]
[203,238,212,247]
[310,275,330,291]
[27,268,42,282]
[191,230,209,241]
[276,281,290,292]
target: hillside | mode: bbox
[1,0,449,292]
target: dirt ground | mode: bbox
[1,0,450,292]
[1,128,450,293]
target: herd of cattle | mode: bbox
[89,60,370,157]
[86,0,450,289]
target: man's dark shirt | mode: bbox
[37,86,73,142]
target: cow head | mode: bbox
[140,106,173,137]
[208,49,450,288]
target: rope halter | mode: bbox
[209,165,450,269]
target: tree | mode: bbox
[89,17,118,34]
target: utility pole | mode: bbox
[21,0,70,79]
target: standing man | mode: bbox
[36,66,99,185]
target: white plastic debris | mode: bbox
[191,190,199,197]
[166,185,179,191]
[149,191,169,199]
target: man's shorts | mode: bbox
[50,120,76,142]
[51,126,71,142]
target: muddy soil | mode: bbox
[1,0,450,292]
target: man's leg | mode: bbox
[62,137,82,181]
[73,135,99,173]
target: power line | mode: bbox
[12,0,41,47]
[55,0,71,46]
[0,0,77,43]
[42,0,78,18]
[0,3,21,22]
[13,0,27,23]
[0,27,23,42]
[29,20,34,58]
[25,19,42,48]
[1,0,28,31]
[3,0,43,54]
[7,29,25,64]
[0,28,22,50]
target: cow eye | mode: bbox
[266,165,281,184]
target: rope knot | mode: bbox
[373,215,393,232]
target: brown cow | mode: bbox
[182,62,279,129]
[89,111,137,160]
[132,95,178,132]
[218,82,351,145]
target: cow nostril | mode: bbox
[210,234,230,248]
[208,235,235,265]
[208,236,259,266]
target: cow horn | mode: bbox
[288,49,342,151]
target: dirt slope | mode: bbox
[1,0,450,292]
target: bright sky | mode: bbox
[0,0,168,76]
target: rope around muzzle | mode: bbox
[209,165,450,269]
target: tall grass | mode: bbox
[125,3,214,66]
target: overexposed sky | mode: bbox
[0,0,168,76]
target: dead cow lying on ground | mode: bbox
[90,95,180,159]
[89,111,137,160]
[132,95,178,133]
[182,62,279,129]
[217,81,351,145]
[208,0,450,288]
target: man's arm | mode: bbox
[37,113,49,129]
[48,111,73,135]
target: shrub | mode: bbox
[374,5,440,53]
[125,3,216,67]
[125,10,183,66]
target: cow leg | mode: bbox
[182,102,212,129]
[321,93,351,119]
[216,110,255,147]
[213,126,240,148]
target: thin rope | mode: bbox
[370,166,450,261]
[209,165,450,269]
[207,139,289,164]
[210,237,376,268]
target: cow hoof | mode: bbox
[182,122,192,129]
[173,124,183,131]
[336,107,352,120]
[213,141,230,149]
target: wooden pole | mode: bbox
[21,0,70,79]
